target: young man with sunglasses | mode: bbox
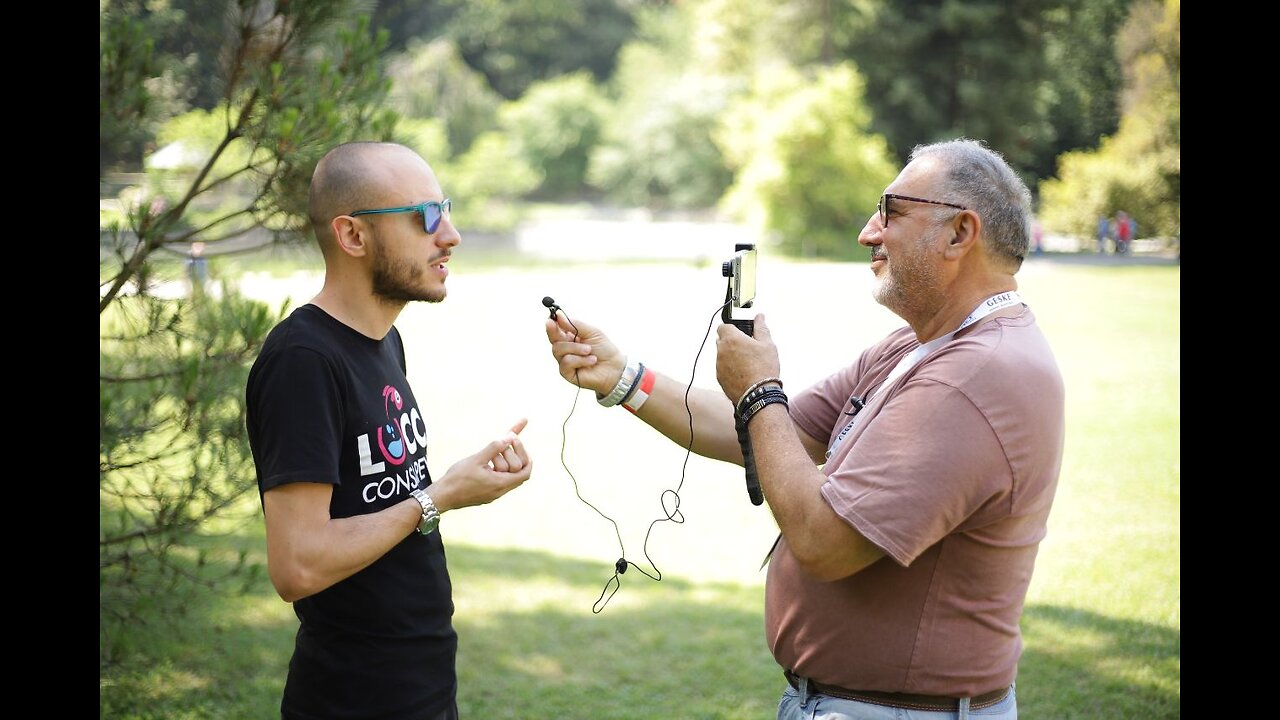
[247,141,533,720]
[543,138,1062,719]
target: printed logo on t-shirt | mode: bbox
[379,385,408,466]
[356,384,430,504]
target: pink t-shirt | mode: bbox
[770,307,1064,697]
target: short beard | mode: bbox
[370,244,446,304]
[872,240,943,321]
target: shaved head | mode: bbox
[308,142,428,254]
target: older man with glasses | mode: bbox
[247,141,533,720]
[543,138,1063,720]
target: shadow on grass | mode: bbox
[100,541,1179,720]
[1018,604,1180,719]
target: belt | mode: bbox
[784,670,1010,712]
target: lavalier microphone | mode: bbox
[542,296,560,319]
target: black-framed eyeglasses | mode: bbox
[350,199,452,234]
[877,193,966,228]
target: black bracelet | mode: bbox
[736,377,783,414]
[737,384,786,418]
[741,392,789,427]
[741,388,788,417]
[739,387,787,415]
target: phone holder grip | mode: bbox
[722,282,754,336]
[735,412,765,506]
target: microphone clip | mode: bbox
[843,395,865,417]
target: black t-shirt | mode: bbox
[246,304,456,719]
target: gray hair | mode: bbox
[910,139,1031,268]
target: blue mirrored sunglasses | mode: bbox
[350,198,452,234]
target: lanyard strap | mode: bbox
[875,291,1023,397]
[825,292,1024,459]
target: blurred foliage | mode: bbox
[440,0,638,100]
[100,2,192,175]
[589,5,737,209]
[719,62,899,259]
[393,116,452,168]
[99,287,283,664]
[386,37,503,157]
[694,0,838,70]
[107,0,1177,253]
[1038,0,1136,177]
[1038,0,1178,240]
[590,73,737,210]
[839,0,1134,187]
[500,72,610,200]
[371,0,456,54]
[100,0,399,656]
[446,131,542,232]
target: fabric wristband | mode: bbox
[598,358,640,407]
[622,366,656,414]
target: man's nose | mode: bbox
[857,213,882,248]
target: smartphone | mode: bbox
[721,243,757,336]
[724,244,757,308]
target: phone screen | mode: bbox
[735,248,757,307]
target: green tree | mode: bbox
[836,0,1133,185]
[1037,0,1134,174]
[100,2,190,175]
[100,0,398,663]
[839,0,1055,175]
[371,0,456,54]
[1038,0,1178,241]
[500,72,610,199]
[447,130,542,231]
[590,4,737,210]
[442,0,638,100]
[386,37,504,157]
[719,62,899,259]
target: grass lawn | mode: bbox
[100,254,1179,719]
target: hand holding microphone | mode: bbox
[542,297,627,396]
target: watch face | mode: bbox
[420,515,440,535]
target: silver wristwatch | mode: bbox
[409,488,441,535]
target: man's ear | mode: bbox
[330,216,370,258]
[943,210,981,260]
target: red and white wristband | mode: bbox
[620,364,655,414]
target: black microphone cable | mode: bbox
[548,296,731,612]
